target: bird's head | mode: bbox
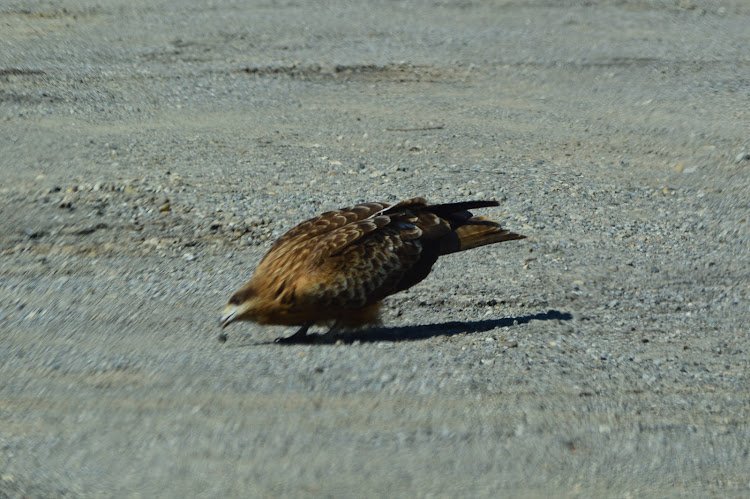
[220,284,262,328]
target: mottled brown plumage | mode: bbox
[220,197,525,342]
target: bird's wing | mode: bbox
[311,197,438,259]
[298,199,457,307]
[313,215,394,257]
[302,223,425,309]
[256,202,389,269]
[311,197,456,259]
[265,202,388,253]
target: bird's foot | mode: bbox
[274,324,313,344]
[274,334,316,344]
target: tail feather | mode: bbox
[428,200,499,218]
[439,217,526,255]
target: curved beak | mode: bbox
[220,304,239,328]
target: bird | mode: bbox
[220,197,525,342]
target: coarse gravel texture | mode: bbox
[1,0,749,497]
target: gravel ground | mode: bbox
[1,0,749,496]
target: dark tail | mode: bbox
[438,214,526,255]
[387,198,525,254]
[427,200,499,218]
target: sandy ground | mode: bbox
[1,0,749,496]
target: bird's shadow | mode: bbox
[246,309,572,345]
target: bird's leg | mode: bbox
[274,324,313,344]
[317,321,346,343]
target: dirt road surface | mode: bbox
[1,1,749,496]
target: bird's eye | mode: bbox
[229,294,242,305]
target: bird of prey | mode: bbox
[220,197,525,342]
